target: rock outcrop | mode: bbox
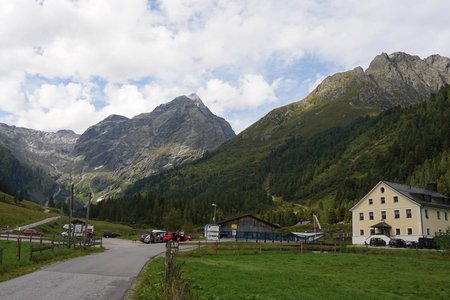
[306,52,450,108]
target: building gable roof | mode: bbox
[218,214,280,229]
[350,180,450,212]
[350,181,393,211]
[384,181,450,209]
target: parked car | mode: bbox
[140,233,151,243]
[388,238,406,248]
[103,231,120,238]
[418,237,439,249]
[163,231,193,242]
[369,237,386,246]
[405,240,418,248]
[21,228,44,236]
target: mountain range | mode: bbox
[1,51,450,226]
[89,52,450,226]
[0,94,235,204]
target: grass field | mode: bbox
[34,217,149,240]
[134,247,450,300]
[0,240,103,282]
[0,192,58,229]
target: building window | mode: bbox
[425,209,429,219]
[360,229,364,236]
[381,197,385,204]
[427,228,430,235]
[395,228,400,235]
[369,212,374,220]
[406,209,412,218]
[393,196,399,203]
[394,210,400,219]
[407,228,412,235]
[439,229,442,234]
[437,211,440,220]
[368,198,373,205]
[380,187,385,193]
[370,229,375,235]
[381,211,386,219]
[359,212,364,221]
[445,212,448,221]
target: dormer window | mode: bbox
[380,187,385,193]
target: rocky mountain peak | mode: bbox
[56,129,77,136]
[73,94,235,174]
[307,51,450,108]
[101,114,130,123]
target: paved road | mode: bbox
[0,239,167,300]
[15,216,61,231]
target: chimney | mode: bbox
[426,181,438,192]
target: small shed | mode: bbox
[218,214,280,240]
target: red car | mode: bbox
[21,228,44,236]
[163,231,192,242]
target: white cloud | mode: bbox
[14,82,98,133]
[0,0,450,133]
[197,74,279,115]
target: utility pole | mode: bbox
[58,206,63,244]
[84,192,92,248]
[68,183,73,248]
[212,203,217,225]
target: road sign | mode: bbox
[231,223,238,229]
[205,224,220,241]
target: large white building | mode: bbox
[350,181,450,244]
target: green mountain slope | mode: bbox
[91,52,450,226]
[93,89,450,226]
[0,142,56,203]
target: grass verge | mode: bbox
[131,257,165,300]
[0,240,103,282]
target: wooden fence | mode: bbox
[180,241,339,253]
[0,232,103,261]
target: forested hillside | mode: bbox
[91,85,450,227]
[0,142,55,203]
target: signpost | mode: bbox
[205,224,220,241]
[231,223,238,239]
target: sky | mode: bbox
[1,0,450,134]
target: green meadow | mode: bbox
[0,240,103,282]
[134,248,450,300]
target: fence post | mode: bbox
[40,236,43,254]
[7,232,9,241]
[301,242,303,253]
[0,248,3,265]
[17,237,21,261]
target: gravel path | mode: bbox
[14,216,61,231]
